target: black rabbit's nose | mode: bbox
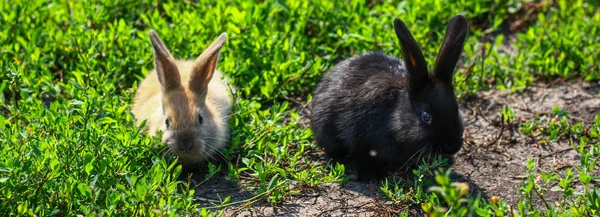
[441,138,463,154]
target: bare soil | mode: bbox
[192,80,599,217]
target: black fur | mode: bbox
[310,15,468,180]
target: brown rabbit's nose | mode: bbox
[178,138,194,151]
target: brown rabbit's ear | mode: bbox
[394,18,429,94]
[189,33,227,95]
[433,15,468,83]
[149,30,182,92]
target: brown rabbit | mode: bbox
[132,30,232,166]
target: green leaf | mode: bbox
[84,160,94,175]
[77,183,92,198]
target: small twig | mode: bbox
[511,175,527,179]
[479,36,486,86]
[552,164,571,172]
[33,169,51,200]
[466,103,478,117]
[196,197,221,204]
[476,106,491,124]
[245,125,275,147]
[279,52,317,90]
[206,180,289,210]
[537,77,568,89]
[540,148,573,159]
[463,127,476,146]
[484,100,497,114]
[483,115,505,147]
[316,201,374,217]
[71,34,91,84]
[228,184,306,217]
[367,184,402,215]
[282,96,309,114]
[532,182,552,211]
[229,194,268,216]
[461,56,477,79]
[509,1,546,32]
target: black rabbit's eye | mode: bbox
[197,114,203,124]
[421,112,432,123]
[165,118,170,128]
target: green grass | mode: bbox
[1,0,599,216]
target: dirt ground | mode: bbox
[192,80,599,217]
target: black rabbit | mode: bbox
[310,15,468,180]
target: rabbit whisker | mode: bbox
[395,145,428,174]
[202,143,229,163]
[159,146,171,157]
[424,145,434,164]
[411,146,428,172]
[203,149,219,164]
[203,136,230,143]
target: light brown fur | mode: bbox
[132,31,231,166]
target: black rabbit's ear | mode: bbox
[394,18,429,93]
[433,15,468,83]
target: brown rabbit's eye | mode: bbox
[421,112,432,124]
[197,115,203,124]
[165,118,170,128]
